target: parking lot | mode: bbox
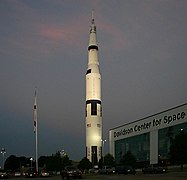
[5,170,187,180]
[84,171,187,180]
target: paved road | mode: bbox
[85,172,187,180]
[7,171,187,180]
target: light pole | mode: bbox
[101,139,106,165]
[60,150,65,157]
[1,148,6,170]
[30,158,33,170]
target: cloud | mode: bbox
[40,27,65,41]
[0,1,89,61]
[39,25,77,46]
[38,15,88,48]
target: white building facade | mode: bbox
[109,103,187,165]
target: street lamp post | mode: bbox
[101,139,106,165]
[1,148,6,169]
[30,158,33,170]
[60,150,65,157]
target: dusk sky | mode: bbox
[0,0,187,164]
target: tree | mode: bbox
[4,155,20,171]
[46,156,62,171]
[78,157,92,172]
[4,155,30,171]
[38,156,47,168]
[19,156,30,167]
[98,154,116,168]
[104,154,116,167]
[45,153,71,171]
[170,129,187,169]
[61,154,72,168]
[120,151,136,167]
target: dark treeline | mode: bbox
[4,151,71,172]
[3,130,187,172]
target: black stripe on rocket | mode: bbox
[86,100,102,117]
[88,45,98,50]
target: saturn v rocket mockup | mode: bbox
[85,14,102,164]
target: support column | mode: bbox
[150,130,158,164]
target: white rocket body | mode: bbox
[86,16,102,164]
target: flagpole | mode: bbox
[34,89,38,174]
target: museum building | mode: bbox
[109,103,187,165]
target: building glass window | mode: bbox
[158,122,187,160]
[115,132,150,164]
